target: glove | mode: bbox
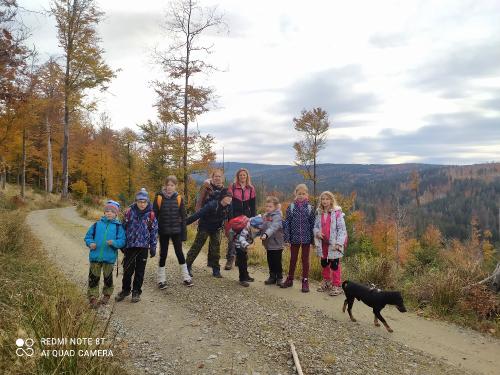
[149,248,156,258]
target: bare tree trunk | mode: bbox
[1,156,6,190]
[127,142,132,201]
[44,166,47,192]
[21,127,26,198]
[46,112,53,193]
[182,0,192,201]
[62,80,70,198]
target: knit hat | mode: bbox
[250,215,263,229]
[135,188,149,202]
[104,200,120,215]
[219,188,232,200]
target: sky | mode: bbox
[20,0,500,165]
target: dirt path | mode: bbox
[27,207,500,375]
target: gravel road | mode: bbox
[26,207,500,375]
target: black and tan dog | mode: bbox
[342,280,407,332]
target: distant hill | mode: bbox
[194,162,500,243]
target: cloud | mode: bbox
[279,65,379,117]
[408,40,500,97]
[369,32,409,48]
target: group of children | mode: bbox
[83,171,347,308]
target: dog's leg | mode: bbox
[374,308,392,333]
[347,298,356,322]
[373,314,380,327]
[342,299,348,313]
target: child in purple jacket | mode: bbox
[282,184,316,292]
[115,188,158,303]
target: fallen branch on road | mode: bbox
[289,340,304,375]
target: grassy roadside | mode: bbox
[0,186,129,375]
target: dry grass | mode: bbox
[0,194,129,374]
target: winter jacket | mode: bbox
[234,227,254,251]
[283,200,315,245]
[195,179,225,211]
[84,216,126,264]
[313,206,347,260]
[186,200,231,233]
[261,209,284,251]
[124,203,158,250]
[229,182,256,219]
[153,191,187,240]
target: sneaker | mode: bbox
[115,291,129,302]
[317,280,331,292]
[212,268,222,278]
[264,275,277,285]
[239,280,250,287]
[89,296,98,309]
[158,282,167,290]
[131,292,141,303]
[280,277,293,288]
[224,256,235,270]
[183,279,194,287]
[301,278,310,293]
[99,294,111,305]
[276,277,284,287]
[329,286,343,296]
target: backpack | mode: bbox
[156,194,182,211]
[125,207,155,231]
[335,209,349,251]
[289,202,313,215]
[224,215,249,238]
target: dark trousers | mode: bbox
[159,233,185,267]
[288,244,311,279]
[122,247,148,295]
[236,247,249,281]
[266,249,283,278]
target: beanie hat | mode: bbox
[219,188,232,200]
[104,200,120,215]
[135,188,150,202]
[250,215,263,229]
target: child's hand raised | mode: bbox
[90,243,97,250]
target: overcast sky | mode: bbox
[21,0,500,165]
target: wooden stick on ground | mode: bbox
[289,340,304,375]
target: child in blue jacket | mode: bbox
[84,200,126,308]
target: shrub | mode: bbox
[343,254,400,289]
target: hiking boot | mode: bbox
[317,280,332,292]
[183,279,194,287]
[245,275,255,282]
[212,267,222,278]
[89,296,98,309]
[99,294,111,305]
[131,292,141,303]
[280,277,293,288]
[224,256,235,270]
[158,282,167,290]
[301,278,310,293]
[115,290,129,302]
[239,280,250,287]
[276,277,284,287]
[264,274,277,285]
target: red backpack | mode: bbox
[224,215,249,237]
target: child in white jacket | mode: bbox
[313,191,347,296]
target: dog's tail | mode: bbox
[341,280,349,291]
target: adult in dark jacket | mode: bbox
[195,168,225,211]
[224,168,256,270]
[153,175,192,289]
[185,188,233,277]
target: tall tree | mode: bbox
[293,107,330,202]
[51,0,114,198]
[154,0,224,199]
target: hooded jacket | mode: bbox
[124,202,158,250]
[313,206,347,259]
[84,216,126,264]
[283,199,315,245]
[195,179,225,211]
[261,209,284,251]
[229,182,256,219]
